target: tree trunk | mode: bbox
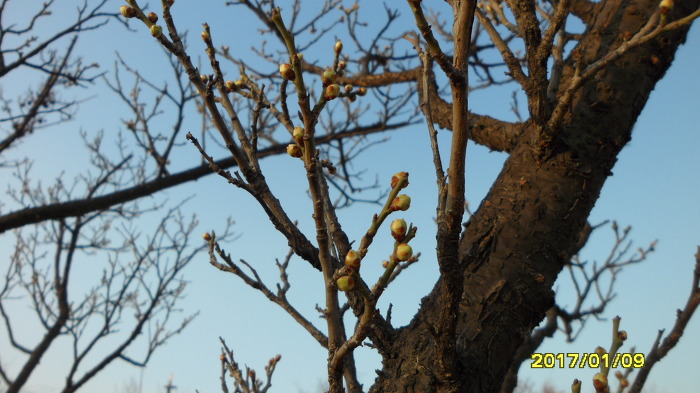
[370,0,698,391]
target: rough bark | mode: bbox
[369,0,698,391]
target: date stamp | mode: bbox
[530,353,645,369]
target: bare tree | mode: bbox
[0,2,233,393]
[1,0,698,392]
[111,1,699,393]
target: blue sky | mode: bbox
[0,2,698,393]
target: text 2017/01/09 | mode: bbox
[530,352,645,369]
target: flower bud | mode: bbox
[275,354,281,361]
[321,69,337,86]
[201,30,210,41]
[225,80,236,92]
[390,219,408,241]
[200,74,208,84]
[234,80,245,89]
[391,171,409,189]
[147,12,158,23]
[338,61,347,70]
[592,373,608,391]
[120,5,136,18]
[150,25,163,38]
[659,0,673,13]
[390,194,411,211]
[382,260,389,268]
[357,87,367,96]
[335,40,343,53]
[336,275,355,291]
[219,354,226,362]
[344,84,353,93]
[293,126,305,145]
[620,378,629,388]
[279,63,295,81]
[286,144,302,158]
[325,84,340,100]
[347,95,356,103]
[395,243,413,261]
[203,232,212,241]
[617,330,627,341]
[345,250,361,269]
[594,346,606,356]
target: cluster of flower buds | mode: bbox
[229,80,245,92]
[346,90,356,102]
[287,126,305,158]
[321,158,337,174]
[336,275,355,291]
[279,63,295,81]
[120,6,137,18]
